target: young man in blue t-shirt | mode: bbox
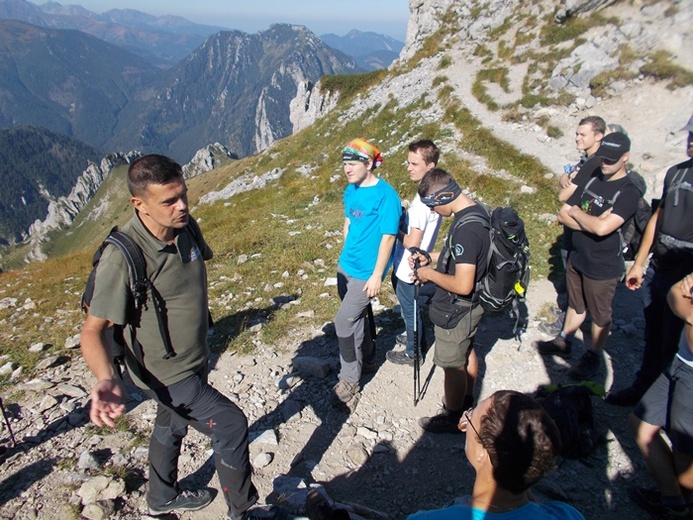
[333,138,401,404]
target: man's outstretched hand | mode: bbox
[89,378,126,428]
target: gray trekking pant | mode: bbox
[335,266,376,384]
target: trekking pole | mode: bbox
[408,247,431,406]
[413,277,421,406]
[0,397,17,447]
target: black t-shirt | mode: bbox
[432,204,490,305]
[561,155,601,251]
[567,171,640,279]
[653,158,693,278]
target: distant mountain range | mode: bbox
[0,0,405,69]
[0,19,358,162]
[320,30,404,70]
[0,0,403,245]
[0,0,224,66]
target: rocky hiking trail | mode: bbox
[0,277,660,519]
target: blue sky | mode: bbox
[63,1,411,40]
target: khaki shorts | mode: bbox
[433,303,484,369]
[566,260,619,327]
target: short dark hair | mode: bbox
[480,390,561,494]
[418,167,454,198]
[127,154,184,197]
[409,140,440,166]
[578,116,606,136]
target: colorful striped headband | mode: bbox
[342,138,383,169]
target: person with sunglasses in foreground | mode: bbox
[407,390,585,519]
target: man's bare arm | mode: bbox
[363,234,396,298]
[80,315,126,428]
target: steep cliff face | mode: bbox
[183,143,235,179]
[25,152,140,262]
[110,24,358,162]
[289,79,340,134]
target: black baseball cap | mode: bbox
[596,132,630,162]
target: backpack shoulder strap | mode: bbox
[102,228,177,361]
[447,208,491,261]
[103,229,149,310]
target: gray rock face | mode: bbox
[182,143,235,179]
[289,80,340,134]
[25,152,141,262]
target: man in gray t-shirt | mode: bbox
[81,155,259,519]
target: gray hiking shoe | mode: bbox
[148,489,213,515]
[538,318,563,336]
[419,406,464,434]
[396,333,407,345]
[386,349,415,366]
[333,379,359,403]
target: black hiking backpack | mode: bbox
[620,171,652,261]
[621,196,652,261]
[535,383,602,459]
[448,204,531,312]
[81,226,179,370]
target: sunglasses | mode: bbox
[422,191,456,208]
[458,407,481,440]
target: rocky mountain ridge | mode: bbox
[23,143,235,263]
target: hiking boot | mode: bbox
[305,489,351,520]
[605,385,644,407]
[386,349,415,366]
[532,336,572,359]
[538,318,563,337]
[629,487,691,519]
[419,407,464,434]
[569,350,600,380]
[229,505,291,520]
[396,333,428,350]
[148,489,213,515]
[333,380,359,403]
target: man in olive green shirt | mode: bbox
[81,155,258,519]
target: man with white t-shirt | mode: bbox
[387,140,442,366]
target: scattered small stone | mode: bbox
[253,452,273,468]
[77,451,101,472]
[64,334,81,349]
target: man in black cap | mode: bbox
[607,112,693,406]
[533,132,640,380]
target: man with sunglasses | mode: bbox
[533,132,640,380]
[408,390,584,519]
[409,168,490,434]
